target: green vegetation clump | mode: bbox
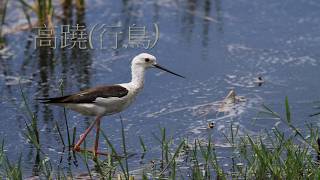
[1,88,320,179]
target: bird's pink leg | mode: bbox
[93,116,101,156]
[73,116,102,152]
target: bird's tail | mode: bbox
[36,95,70,104]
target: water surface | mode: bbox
[0,0,320,176]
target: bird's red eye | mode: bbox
[145,58,150,62]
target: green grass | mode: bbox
[16,0,86,31]
[18,0,54,27]
[2,87,320,179]
[0,0,9,45]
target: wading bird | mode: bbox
[38,53,185,156]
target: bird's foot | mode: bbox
[72,147,109,157]
[72,145,81,152]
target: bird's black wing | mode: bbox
[37,85,129,104]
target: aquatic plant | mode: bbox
[20,83,41,150]
[75,0,85,11]
[0,0,8,47]
[18,0,54,28]
[6,88,320,179]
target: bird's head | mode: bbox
[132,53,185,78]
[132,53,157,68]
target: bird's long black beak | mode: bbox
[154,64,185,78]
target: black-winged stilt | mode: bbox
[38,53,185,156]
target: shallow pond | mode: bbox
[0,0,320,177]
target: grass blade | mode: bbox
[285,96,291,123]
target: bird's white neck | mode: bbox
[129,64,145,91]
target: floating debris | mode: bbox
[254,76,265,86]
[217,89,246,113]
[189,89,247,118]
[207,122,215,129]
